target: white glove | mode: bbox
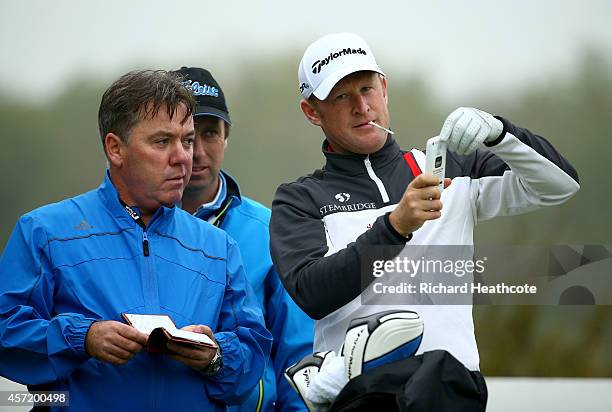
[439,107,503,155]
[306,352,347,406]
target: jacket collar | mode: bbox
[192,170,242,222]
[322,134,402,176]
[220,170,242,206]
[97,170,175,230]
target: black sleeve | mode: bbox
[270,183,406,320]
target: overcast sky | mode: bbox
[1,0,611,102]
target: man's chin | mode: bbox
[350,137,387,154]
[161,191,184,207]
[184,181,211,196]
[186,174,216,191]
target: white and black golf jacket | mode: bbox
[270,117,579,370]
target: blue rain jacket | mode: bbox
[0,173,272,411]
[195,171,313,412]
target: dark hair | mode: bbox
[98,70,196,151]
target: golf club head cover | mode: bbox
[343,310,424,381]
[285,350,334,411]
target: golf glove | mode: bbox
[439,107,503,155]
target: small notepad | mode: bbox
[122,313,217,353]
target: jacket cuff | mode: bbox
[484,116,509,147]
[383,213,413,243]
[66,316,97,357]
[205,332,241,381]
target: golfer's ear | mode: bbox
[300,99,321,126]
[380,75,388,104]
[105,133,125,167]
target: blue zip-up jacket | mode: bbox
[0,173,272,411]
[194,171,313,412]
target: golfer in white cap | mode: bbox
[271,33,579,410]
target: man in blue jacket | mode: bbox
[0,69,272,411]
[177,67,314,412]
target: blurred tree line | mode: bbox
[0,50,610,376]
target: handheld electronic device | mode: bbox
[425,136,447,192]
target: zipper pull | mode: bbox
[143,232,149,257]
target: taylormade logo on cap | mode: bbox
[298,33,384,100]
[311,47,367,74]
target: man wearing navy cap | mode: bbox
[175,67,314,412]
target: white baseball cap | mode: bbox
[298,33,385,100]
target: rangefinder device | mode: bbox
[425,136,447,192]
